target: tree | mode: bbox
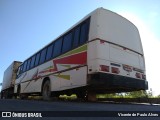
[124,90,145,98]
[157,95,160,98]
[146,89,153,98]
[97,93,117,98]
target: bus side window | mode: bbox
[26,59,31,71]
[34,53,40,67]
[53,38,62,57]
[20,64,23,74]
[62,32,73,53]
[30,55,36,69]
[39,48,47,64]
[22,61,27,72]
[73,26,80,48]
[46,43,54,61]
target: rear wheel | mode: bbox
[42,80,52,101]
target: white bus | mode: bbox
[15,8,148,101]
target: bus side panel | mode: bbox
[15,45,88,94]
[20,79,43,93]
[69,66,87,88]
[14,61,52,94]
[50,66,87,91]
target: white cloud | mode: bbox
[119,12,160,96]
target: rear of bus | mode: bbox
[87,8,148,93]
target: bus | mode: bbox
[14,8,148,101]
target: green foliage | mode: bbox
[97,93,124,98]
[97,93,116,98]
[97,90,153,98]
[156,95,160,98]
[125,90,147,98]
[59,94,77,100]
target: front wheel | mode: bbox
[42,80,52,101]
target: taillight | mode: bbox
[111,67,120,74]
[142,74,146,80]
[135,72,141,79]
[100,65,109,72]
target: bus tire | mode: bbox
[42,80,52,101]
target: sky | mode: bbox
[0,0,160,95]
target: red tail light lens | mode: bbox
[136,72,141,78]
[111,67,120,74]
[100,65,109,72]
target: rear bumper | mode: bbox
[88,73,148,93]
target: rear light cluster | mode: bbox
[133,67,146,80]
[100,65,120,74]
[111,67,120,74]
[135,72,146,80]
[135,72,141,78]
[99,64,146,79]
[100,65,109,72]
[123,65,132,72]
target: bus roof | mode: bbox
[20,7,141,63]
